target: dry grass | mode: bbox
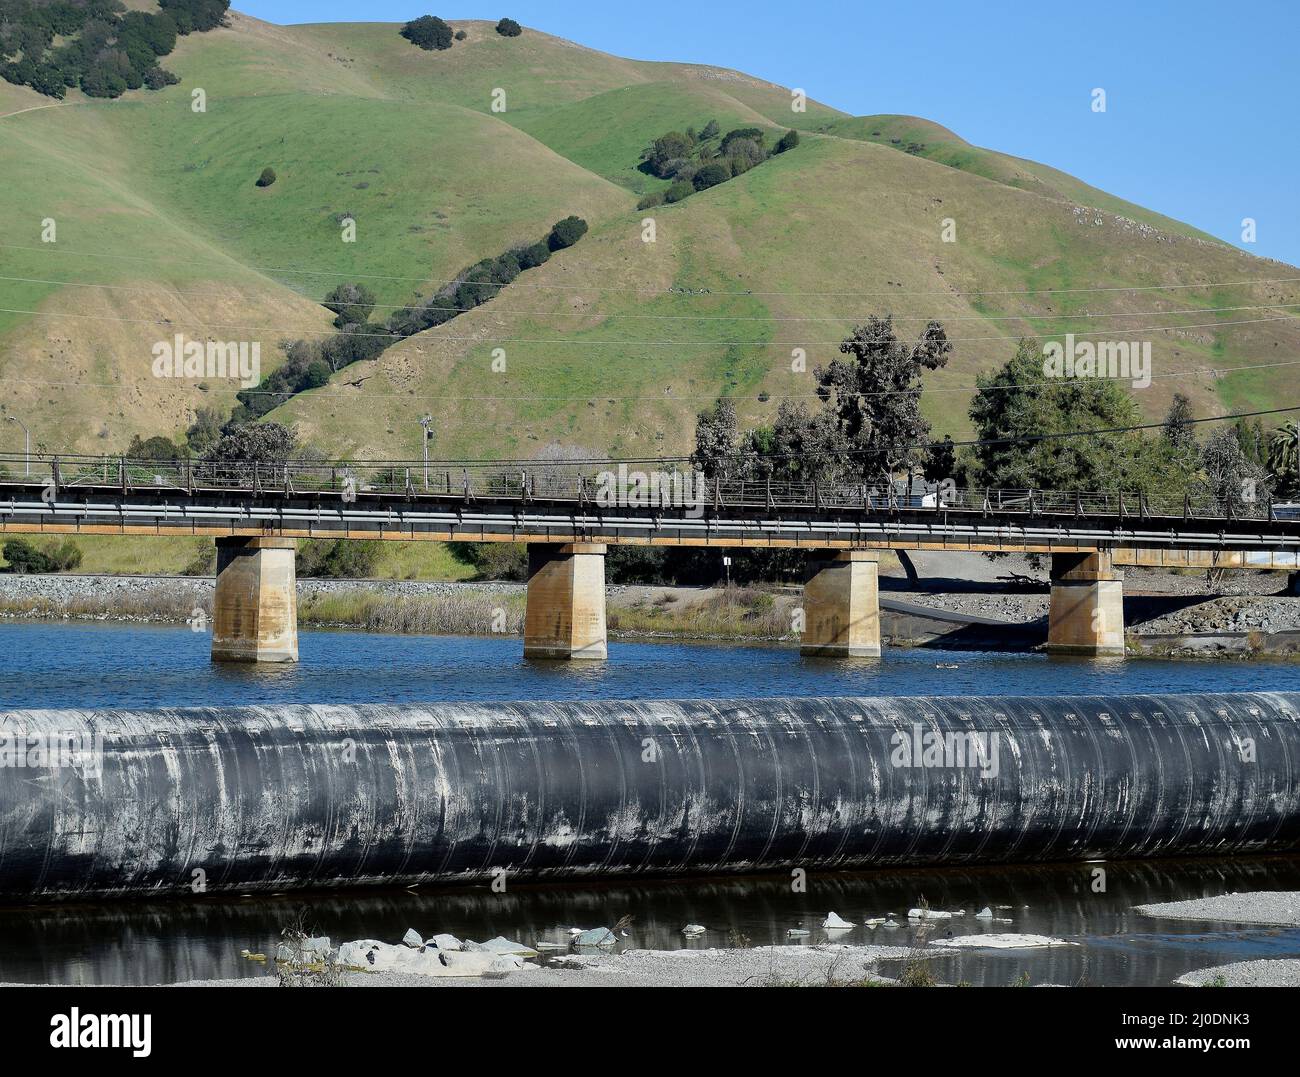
[609,586,794,640]
[297,589,525,635]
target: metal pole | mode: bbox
[6,416,29,476]
[419,415,433,491]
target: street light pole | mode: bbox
[6,416,29,476]
[419,415,433,491]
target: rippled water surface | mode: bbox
[1,620,1295,709]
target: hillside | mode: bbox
[2,10,1298,465]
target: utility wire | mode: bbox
[4,241,1300,298]
[4,355,1298,400]
[0,306,1293,347]
[3,273,1298,324]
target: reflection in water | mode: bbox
[3,621,1300,710]
[3,856,1299,986]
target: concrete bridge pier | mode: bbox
[523,542,608,660]
[1046,550,1125,656]
[800,550,881,658]
[211,537,299,663]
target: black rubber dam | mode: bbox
[2,692,1299,901]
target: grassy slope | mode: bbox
[1,14,1297,477]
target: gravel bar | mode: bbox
[1133,891,1300,926]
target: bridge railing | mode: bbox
[0,450,1284,523]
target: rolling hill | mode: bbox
[2,9,1299,468]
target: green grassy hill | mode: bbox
[2,10,1298,468]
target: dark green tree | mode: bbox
[547,215,588,251]
[816,315,951,483]
[400,15,453,50]
[322,282,376,327]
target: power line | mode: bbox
[4,241,1300,299]
[387,403,1300,466]
[3,273,1298,324]
[4,356,1298,400]
[1,306,1294,347]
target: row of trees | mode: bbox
[229,216,588,424]
[637,121,799,209]
[0,0,227,99]
[691,319,1296,516]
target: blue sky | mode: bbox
[237,1,1299,267]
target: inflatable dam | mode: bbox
[2,692,1299,901]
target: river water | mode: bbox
[1,620,1298,986]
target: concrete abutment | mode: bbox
[1046,550,1125,656]
[523,542,608,660]
[211,536,299,663]
[800,550,881,658]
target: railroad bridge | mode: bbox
[2,452,1298,662]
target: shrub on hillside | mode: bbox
[637,191,665,210]
[692,163,729,191]
[495,18,522,36]
[203,422,298,465]
[720,127,766,153]
[297,539,380,579]
[775,129,800,153]
[547,215,588,251]
[447,542,529,581]
[644,131,693,178]
[400,15,454,50]
[127,434,184,460]
[454,29,466,40]
[322,282,376,328]
[143,66,180,90]
[2,0,226,99]
[255,167,277,187]
[725,137,765,172]
[664,180,694,203]
[515,241,551,270]
[2,537,82,574]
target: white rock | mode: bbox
[786,928,811,938]
[337,939,383,968]
[401,928,424,948]
[475,936,540,958]
[341,941,521,977]
[682,924,706,936]
[907,908,953,920]
[573,927,616,947]
[426,933,461,951]
[822,912,854,930]
[863,917,888,927]
[975,907,994,920]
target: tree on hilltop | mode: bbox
[400,15,453,50]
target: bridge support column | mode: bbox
[800,550,881,658]
[211,537,298,663]
[1047,550,1124,657]
[524,543,607,660]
